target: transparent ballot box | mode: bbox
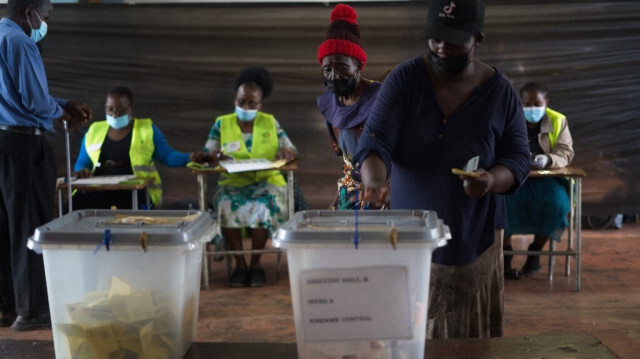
[28,209,217,359]
[274,210,451,359]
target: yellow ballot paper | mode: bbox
[452,155,480,178]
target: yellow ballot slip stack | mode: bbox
[57,277,196,359]
[28,209,217,359]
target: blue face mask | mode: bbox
[106,114,131,129]
[235,106,258,122]
[28,11,48,43]
[523,107,546,123]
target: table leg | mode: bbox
[576,178,582,292]
[548,240,555,281]
[566,178,575,277]
[132,189,138,210]
[58,188,63,218]
[287,170,294,219]
[198,173,210,290]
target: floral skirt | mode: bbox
[214,182,286,235]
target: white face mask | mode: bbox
[28,10,48,43]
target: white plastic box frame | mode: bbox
[274,210,451,359]
[29,209,216,359]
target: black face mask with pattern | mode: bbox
[427,48,470,76]
[323,77,357,97]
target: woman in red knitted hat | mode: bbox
[317,3,387,210]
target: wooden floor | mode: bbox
[2,222,638,358]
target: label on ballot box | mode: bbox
[300,266,412,341]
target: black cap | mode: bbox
[420,0,485,46]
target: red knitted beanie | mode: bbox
[317,4,367,68]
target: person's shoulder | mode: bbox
[383,56,425,85]
[216,113,234,121]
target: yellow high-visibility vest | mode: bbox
[545,107,566,149]
[218,112,285,187]
[84,118,163,205]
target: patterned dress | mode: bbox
[203,115,296,235]
[317,81,382,210]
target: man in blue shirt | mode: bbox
[355,0,530,339]
[0,0,91,331]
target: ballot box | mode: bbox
[28,209,217,359]
[274,210,451,359]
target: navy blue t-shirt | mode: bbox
[354,56,530,266]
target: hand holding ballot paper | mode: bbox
[453,156,494,198]
[452,155,480,178]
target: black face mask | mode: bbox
[323,77,357,97]
[427,49,470,76]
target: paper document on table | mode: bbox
[219,159,287,173]
[71,175,138,185]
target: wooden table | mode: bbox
[56,177,153,216]
[190,162,298,289]
[503,166,587,291]
[0,334,617,358]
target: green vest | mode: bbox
[84,118,163,206]
[545,107,566,149]
[218,112,286,188]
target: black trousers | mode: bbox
[0,130,54,317]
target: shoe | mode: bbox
[229,267,248,287]
[0,310,16,327]
[519,243,542,277]
[11,313,51,331]
[504,268,521,280]
[249,268,266,287]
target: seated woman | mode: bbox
[73,86,204,209]
[202,65,296,287]
[504,82,575,279]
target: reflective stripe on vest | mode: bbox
[545,107,566,149]
[84,118,163,205]
[218,112,286,188]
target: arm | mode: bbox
[355,68,406,203]
[151,124,191,167]
[12,40,62,125]
[465,84,531,197]
[73,135,93,177]
[274,119,297,162]
[547,118,574,168]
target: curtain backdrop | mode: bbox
[7,1,638,215]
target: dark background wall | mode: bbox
[5,1,639,215]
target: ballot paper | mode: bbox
[219,159,286,173]
[58,277,189,359]
[71,175,138,185]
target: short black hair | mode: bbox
[6,0,48,18]
[520,82,548,98]
[108,86,134,105]
[235,65,273,99]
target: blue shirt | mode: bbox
[74,122,190,171]
[354,56,530,266]
[0,18,64,131]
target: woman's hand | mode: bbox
[360,153,391,207]
[274,148,295,163]
[74,168,92,179]
[191,151,228,165]
[460,168,493,198]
